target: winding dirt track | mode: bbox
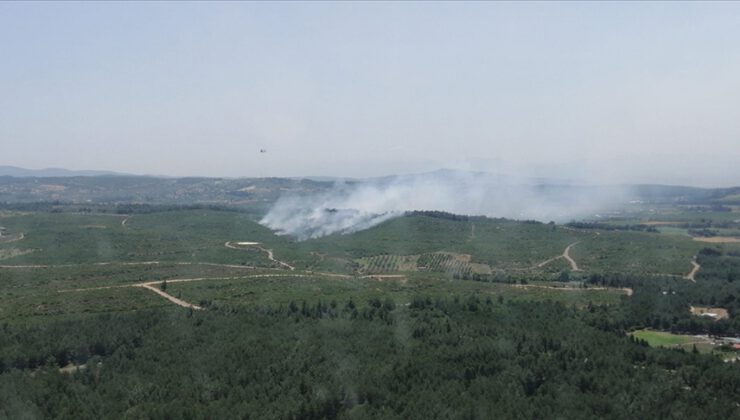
[536,255,561,268]
[136,283,203,310]
[535,241,582,271]
[0,232,25,243]
[562,242,581,271]
[224,241,295,270]
[685,258,700,282]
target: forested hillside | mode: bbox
[2,298,738,418]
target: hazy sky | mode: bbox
[1,2,739,186]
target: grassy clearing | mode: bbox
[630,329,699,347]
[656,227,690,236]
[629,329,738,357]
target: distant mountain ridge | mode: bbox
[0,166,128,178]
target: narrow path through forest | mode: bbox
[562,242,581,271]
[685,257,700,282]
[135,282,203,310]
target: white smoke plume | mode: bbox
[260,169,629,240]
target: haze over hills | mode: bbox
[2,166,738,240]
[0,165,131,178]
[3,2,740,418]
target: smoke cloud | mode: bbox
[260,170,629,240]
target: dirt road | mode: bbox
[685,258,700,282]
[225,241,295,270]
[563,242,581,271]
[535,241,582,271]
[513,284,631,295]
[536,256,561,268]
[135,283,203,310]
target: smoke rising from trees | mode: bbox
[260,170,629,239]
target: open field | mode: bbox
[630,329,701,347]
[629,329,738,360]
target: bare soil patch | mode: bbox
[690,306,729,321]
[685,258,700,282]
[136,283,204,310]
[692,236,740,243]
[59,363,86,374]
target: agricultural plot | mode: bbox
[358,254,418,274]
[357,252,488,277]
[416,252,474,277]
